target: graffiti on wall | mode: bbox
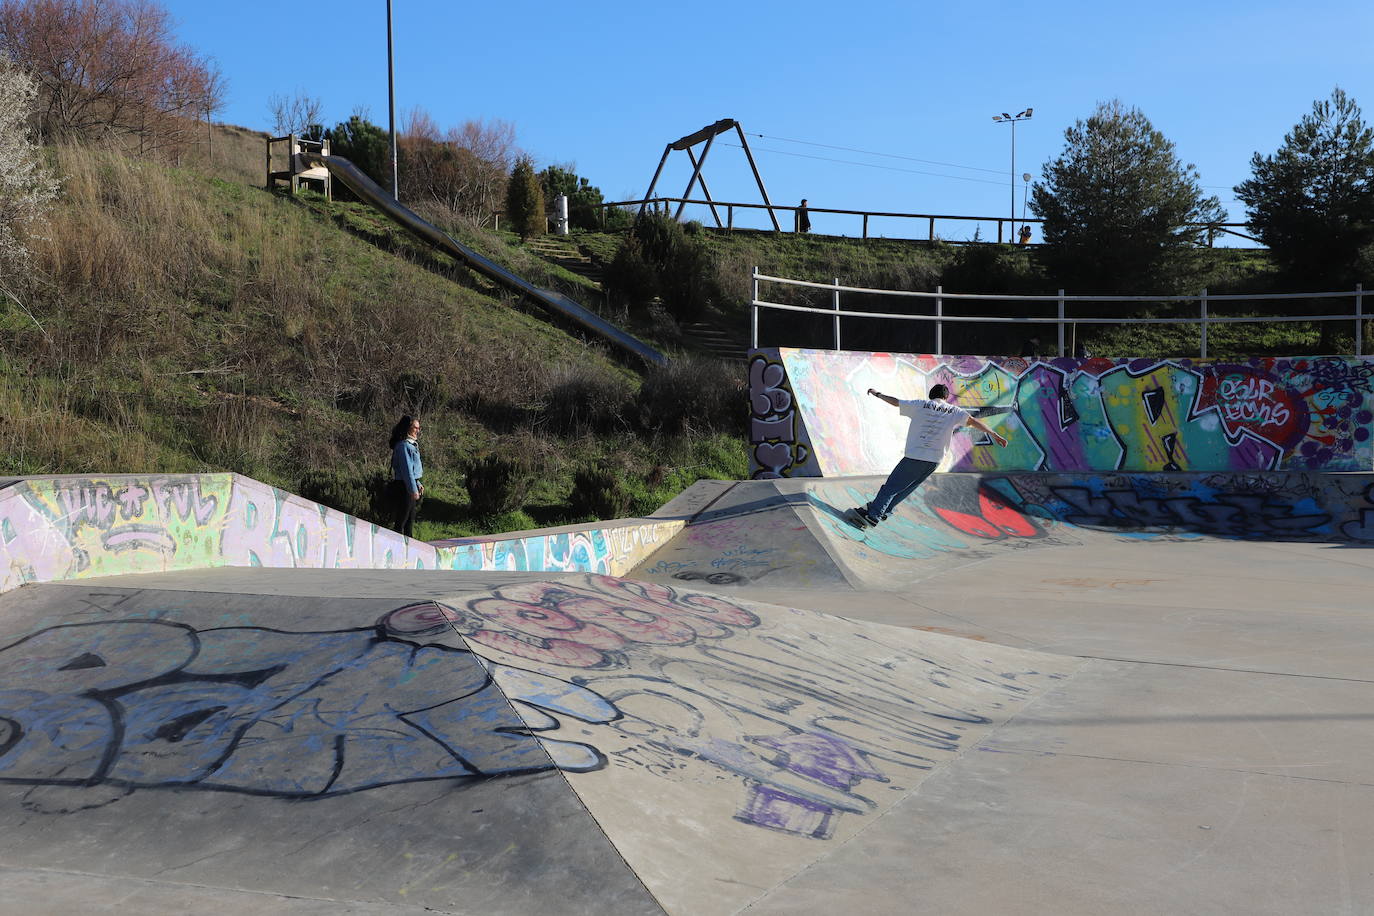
[434,520,682,578]
[0,475,681,594]
[749,349,1374,477]
[750,354,813,478]
[809,471,1374,567]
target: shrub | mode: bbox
[539,363,632,435]
[603,213,716,321]
[603,236,658,310]
[464,453,536,517]
[568,463,631,520]
[298,467,390,523]
[635,356,745,437]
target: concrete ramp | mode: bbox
[632,471,1374,592]
[0,568,1075,914]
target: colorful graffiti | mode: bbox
[433,520,682,578]
[812,471,1374,568]
[0,617,614,797]
[0,475,681,594]
[418,574,1068,841]
[749,349,1374,477]
[0,575,1073,841]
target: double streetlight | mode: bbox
[992,108,1032,239]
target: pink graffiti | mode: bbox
[455,575,761,668]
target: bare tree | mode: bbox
[398,107,520,226]
[267,89,323,137]
[0,54,58,329]
[0,0,225,156]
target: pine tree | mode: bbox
[506,157,544,240]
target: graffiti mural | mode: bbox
[750,348,1374,477]
[0,475,681,595]
[0,616,615,797]
[420,574,1069,841]
[433,520,682,578]
[0,575,1074,842]
[749,353,813,478]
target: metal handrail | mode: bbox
[750,269,1366,359]
[603,196,1255,246]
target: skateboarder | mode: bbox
[850,383,1008,527]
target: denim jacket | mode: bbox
[391,438,423,496]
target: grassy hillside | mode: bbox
[1,131,745,539]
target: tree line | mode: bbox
[1030,91,1374,301]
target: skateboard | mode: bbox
[846,507,875,529]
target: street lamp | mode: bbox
[1022,172,1031,232]
[992,108,1032,240]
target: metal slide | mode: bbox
[312,154,668,366]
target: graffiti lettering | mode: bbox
[0,616,616,797]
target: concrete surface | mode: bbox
[2,470,1373,914]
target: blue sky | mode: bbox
[166,0,1373,242]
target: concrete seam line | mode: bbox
[1076,655,1374,685]
[979,746,1374,789]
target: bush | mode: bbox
[298,468,389,523]
[464,453,537,517]
[603,237,658,309]
[539,363,632,435]
[635,356,745,437]
[568,463,631,520]
[602,213,716,321]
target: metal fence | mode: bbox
[750,270,1368,358]
[601,197,1259,247]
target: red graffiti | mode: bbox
[1198,368,1307,450]
[933,487,1038,540]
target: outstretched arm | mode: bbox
[965,414,1008,447]
[866,388,900,407]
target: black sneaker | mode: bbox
[855,507,879,527]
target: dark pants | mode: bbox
[390,480,418,537]
[865,457,938,520]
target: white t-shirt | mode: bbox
[898,398,971,462]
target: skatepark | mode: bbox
[1,347,1373,914]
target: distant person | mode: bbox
[1020,336,1040,357]
[796,199,811,233]
[389,414,424,537]
[1018,224,1032,245]
[1074,341,1091,358]
[848,384,1008,528]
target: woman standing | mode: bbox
[388,415,423,537]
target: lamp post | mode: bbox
[992,108,1032,239]
[1021,171,1031,235]
[386,0,398,201]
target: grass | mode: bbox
[2,131,747,539]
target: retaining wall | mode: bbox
[0,474,680,595]
[749,348,1374,477]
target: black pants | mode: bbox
[390,480,418,537]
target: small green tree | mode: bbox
[538,163,626,230]
[325,113,391,192]
[1030,99,1225,295]
[1236,87,1374,290]
[505,157,544,240]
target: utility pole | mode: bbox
[386,0,399,201]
